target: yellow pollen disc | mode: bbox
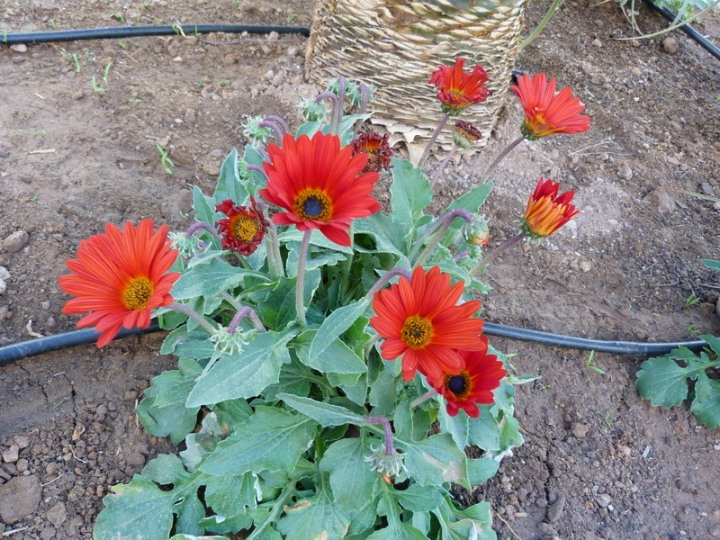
[400,315,433,349]
[122,276,154,310]
[231,215,260,242]
[293,188,333,222]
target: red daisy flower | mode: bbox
[259,132,381,247]
[215,197,268,255]
[429,58,492,116]
[59,219,180,347]
[523,177,580,238]
[426,344,507,418]
[511,73,591,139]
[370,266,487,382]
[350,131,394,173]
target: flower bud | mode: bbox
[453,120,483,149]
[463,215,490,247]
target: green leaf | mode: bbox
[354,213,410,265]
[702,259,720,272]
[368,369,398,416]
[205,472,259,516]
[152,360,202,408]
[296,330,367,375]
[636,355,694,407]
[174,490,205,536]
[286,246,347,278]
[466,458,500,485]
[192,185,217,229]
[690,372,720,428]
[171,258,256,300]
[136,384,199,445]
[200,407,315,476]
[439,408,469,449]
[171,535,229,540]
[142,454,189,485]
[467,408,500,452]
[390,158,432,229]
[277,478,351,540]
[445,181,493,214]
[320,438,378,513]
[370,485,427,540]
[327,371,367,406]
[278,393,366,427]
[94,475,174,540]
[399,433,466,487]
[215,148,249,203]
[186,331,294,407]
[309,299,369,360]
[278,229,353,254]
[395,484,444,512]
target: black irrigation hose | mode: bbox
[0,24,310,45]
[0,320,708,367]
[644,0,720,61]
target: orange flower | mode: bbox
[426,344,507,418]
[259,132,381,247]
[511,73,590,139]
[350,131,394,173]
[215,197,268,255]
[429,58,491,116]
[523,177,580,238]
[370,266,487,382]
[59,219,180,347]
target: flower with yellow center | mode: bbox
[370,266,487,382]
[215,197,268,255]
[259,132,381,247]
[429,58,492,117]
[59,219,180,347]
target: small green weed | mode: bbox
[684,292,701,308]
[585,350,606,375]
[48,19,59,29]
[110,13,125,23]
[156,144,175,175]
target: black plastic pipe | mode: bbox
[1,24,310,45]
[644,0,720,61]
[0,320,708,367]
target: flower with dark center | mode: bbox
[370,266,487,381]
[59,219,180,347]
[259,132,381,246]
[523,177,580,238]
[350,131,394,173]
[511,73,591,140]
[215,197,268,256]
[429,58,492,116]
[426,343,507,418]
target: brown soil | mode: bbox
[1,0,720,539]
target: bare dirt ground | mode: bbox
[1,0,720,538]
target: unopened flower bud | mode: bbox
[170,231,202,259]
[242,115,275,146]
[211,327,251,356]
[453,120,483,149]
[299,98,327,122]
[463,215,490,247]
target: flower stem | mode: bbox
[419,113,450,168]
[263,114,290,133]
[431,144,458,190]
[245,164,269,181]
[168,302,216,335]
[266,223,284,280]
[259,120,285,142]
[410,389,439,409]
[295,230,312,327]
[227,306,266,334]
[478,135,525,184]
[471,232,526,275]
[315,91,342,135]
[365,267,412,301]
[366,416,394,456]
[185,221,220,240]
[413,208,474,267]
[519,0,565,51]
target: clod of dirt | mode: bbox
[662,36,680,54]
[0,475,42,523]
[2,230,29,253]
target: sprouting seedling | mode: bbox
[102,61,112,84]
[172,22,186,37]
[110,13,125,23]
[48,19,59,29]
[684,292,701,309]
[604,411,613,427]
[156,144,175,175]
[72,53,81,73]
[91,76,104,94]
[585,350,605,375]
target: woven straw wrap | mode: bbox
[305,0,526,155]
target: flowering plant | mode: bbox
[60,61,589,539]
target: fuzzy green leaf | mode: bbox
[390,158,432,229]
[186,331,294,407]
[636,355,695,407]
[466,458,500,485]
[399,433,466,487]
[439,408,469,449]
[171,258,255,300]
[395,484,444,512]
[278,393,366,427]
[94,475,175,540]
[192,186,217,229]
[690,373,720,428]
[136,384,199,445]
[320,438,378,513]
[309,299,369,360]
[199,407,315,476]
[467,409,500,452]
[276,478,351,540]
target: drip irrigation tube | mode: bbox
[644,0,720,61]
[0,320,708,367]
[0,24,310,45]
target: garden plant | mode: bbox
[59,59,591,539]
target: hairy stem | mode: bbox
[227,306,266,334]
[295,230,312,327]
[168,302,216,335]
[479,136,524,184]
[471,232,526,275]
[413,208,474,267]
[419,113,450,168]
[366,415,395,456]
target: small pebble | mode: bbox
[571,422,589,438]
[595,493,612,508]
[662,36,679,54]
[10,44,27,53]
[3,230,29,253]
